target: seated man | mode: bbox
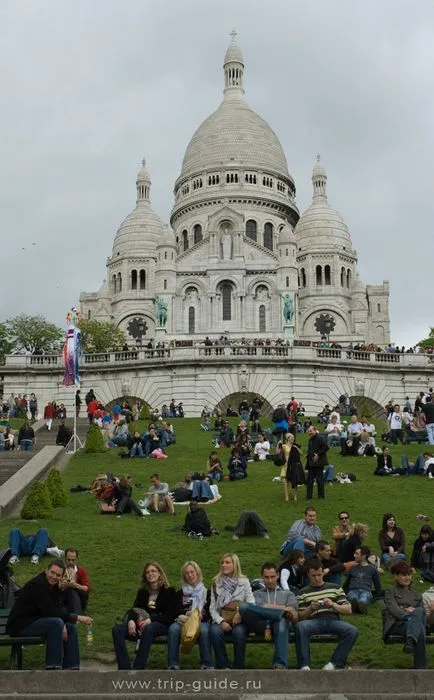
[296,558,359,670]
[143,427,161,456]
[280,507,322,558]
[315,541,345,585]
[240,561,298,669]
[8,528,64,565]
[228,448,248,480]
[218,420,234,447]
[326,415,344,447]
[253,434,270,461]
[383,561,428,669]
[340,415,362,456]
[143,473,174,514]
[17,421,35,451]
[6,560,92,670]
[60,548,91,613]
[158,421,176,447]
[107,419,129,448]
[343,545,382,613]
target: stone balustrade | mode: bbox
[3,346,433,369]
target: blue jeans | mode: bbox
[112,621,169,670]
[239,604,291,668]
[401,455,425,475]
[281,535,317,559]
[381,552,407,566]
[130,443,144,457]
[208,470,222,482]
[192,480,214,500]
[20,618,79,669]
[20,439,33,451]
[8,528,49,558]
[324,465,334,482]
[108,436,127,447]
[295,617,359,668]
[427,423,434,446]
[388,607,428,669]
[325,571,341,586]
[167,621,212,668]
[210,622,247,668]
[346,589,373,605]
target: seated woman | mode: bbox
[338,522,369,564]
[374,447,407,476]
[383,561,428,669]
[278,549,305,591]
[209,553,254,669]
[227,448,247,480]
[235,433,251,461]
[278,432,305,503]
[378,512,407,568]
[112,561,178,669]
[4,427,15,451]
[55,420,72,447]
[207,451,223,482]
[410,525,434,577]
[236,420,249,438]
[168,561,213,669]
[253,434,270,462]
[357,430,376,456]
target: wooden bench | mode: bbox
[130,631,339,648]
[385,631,434,645]
[0,608,45,669]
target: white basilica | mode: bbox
[80,37,390,347]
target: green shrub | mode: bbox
[21,481,54,519]
[139,403,151,421]
[84,425,106,453]
[45,468,68,507]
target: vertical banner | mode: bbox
[63,307,82,386]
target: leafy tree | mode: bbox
[79,319,126,353]
[418,327,434,350]
[0,323,13,356]
[6,314,63,355]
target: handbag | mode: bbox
[220,601,239,624]
[180,608,201,653]
[273,451,286,467]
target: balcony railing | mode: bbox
[2,346,432,369]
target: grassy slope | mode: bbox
[0,417,432,669]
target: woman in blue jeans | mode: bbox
[378,512,407,568]
[167,561,212,669]
[112,561,178,670]
[209,553,254,669]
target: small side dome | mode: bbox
[156,225,177,249]
[278,223,295,244]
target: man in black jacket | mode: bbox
[306,426,329,500]
[6,560,92,669]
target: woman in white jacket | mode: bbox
[209,553,254,668]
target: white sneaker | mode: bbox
[46,546,64,557]
[323,662,336,670]
[429,473,433,479]
[9,555,19,565]
[300,665,311,670]
[141,508,150,515]
[31,555,39,565]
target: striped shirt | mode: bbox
[297,583,348,619]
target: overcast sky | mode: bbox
[1,0,433,346]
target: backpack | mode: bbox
[0,549,20,608]
[272,407,286,423]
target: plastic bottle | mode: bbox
[86,624,93,644]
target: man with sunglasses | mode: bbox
[332,512,351,559]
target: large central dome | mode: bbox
[176,37,291,185]
[180,99,290,179]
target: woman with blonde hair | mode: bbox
[277,432,305,502]
[167,561,212,669]
[209,553,254,668]
[338,523,369,565]
[112,561,178,669]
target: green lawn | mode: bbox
[0,417,432,670]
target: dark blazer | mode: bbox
[6,572,77,636]
[375,454,393,475]
[128,586,179,627]
[306,433,329,469]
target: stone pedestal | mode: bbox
[283,324,294,344]
[154,327,167,343]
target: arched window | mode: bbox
[246,219,257,242]
[188,307,195,334]
[264,222,273,250]
[182,229,188,251]
[259,305,266,333]
[221,283,232,321]
[117,272,122,292]
[347,268,351,288]
[316,265,322,285]
[193,224,202,244]
[301,268,306,287]
[340,267,345,286]
[131,269,137,290]
[324,265,331,285]
[139,269,146,290]
[112,274,117,294]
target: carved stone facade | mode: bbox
[80,37,390,347]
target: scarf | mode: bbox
[216,576,239,610]
[183,582,206,612]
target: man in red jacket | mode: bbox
[43,401,56,431]
[60,548,91,613]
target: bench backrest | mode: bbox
[0,609,10,636]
